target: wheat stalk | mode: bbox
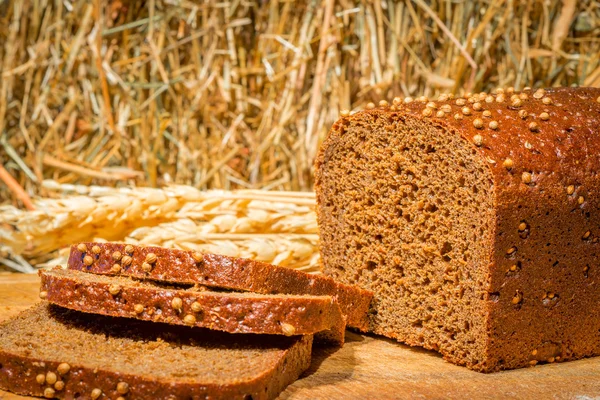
[1,180,320,272]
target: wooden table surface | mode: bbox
[1,273,600,399]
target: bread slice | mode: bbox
[40,268,346,343]
[315,87,600,371]
[0,303,312,400]
[68,242,372,331]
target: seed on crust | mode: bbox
[192,252,203,263]
[91,245,101,255]
[473,135,483,146]
[145,253,158,264]
[44,388,55,399]
[171,297,183,311]
[518,110,528,119]
[36,374,45,385]
[112,251,122,261]
[453,113,463,120]
[39,291,48,300]
[455,98,466,106]
[539,112,550,121]
[134,304,144,314]
[435,110,445,118]
[183,314,197,325]
[340,109,350,117]
[124,244,134,254]
[142,262,153,272]
[503,158,513,169]
[109,284,121,296]
[583,231,591,240]
[528,122,540,132]
[542,97,553,105]
[461,107,472,116]
[191,301,203,312]
[521,172,533,184]
[121,255,133,267]
[83,255,94,266]
[518,222,527,231]
[91,388,102,400]
[512,291,523,304]
[117,382,129,394]
[366,102,375,110]
[578,195,585,205]
[57,363,71,375]
[489,121,499,130]
[111,264,122,274]
[473,118,484,129]
[533,89,545,99]
[46,372,57,385]
[281,323,296,336]
[511,98,523,107]
[54,381,65,391]
[77,243,87,253]
[482,110,492,117]
[379,100,389,108]
[567,185,575,195]
[422,108,433,117]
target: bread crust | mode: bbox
[315,87,600,371]
[40,268,346,344]
[68,242,372,331]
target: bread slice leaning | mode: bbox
[40,268,346,344]
[0,304,312,400]
[68,242,373,331]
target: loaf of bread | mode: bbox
[0,304,312,400]
[315,87,600,372]
[40,268,346,343]
[68,242,373,331]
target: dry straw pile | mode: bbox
[0,181,320,272]
[1,0,599,206]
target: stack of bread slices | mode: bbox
[0,243,373,399]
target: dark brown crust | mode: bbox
[68,242,372,331]
[40,268,346,344]
[315,87,600,371]
[0,305,312,400]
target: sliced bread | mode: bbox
[68,242,372,331]
[0,303,312,400]
[40,268,346,343]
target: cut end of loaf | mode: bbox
[316,110,496,370]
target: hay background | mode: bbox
[1,0,599,205]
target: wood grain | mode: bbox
[1,274,600,399]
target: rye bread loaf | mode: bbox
[0,303,312,400]
[40,268,346,343]
[68,242,372,331]
[315,87,600,372]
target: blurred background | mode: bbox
[1,0,599,272]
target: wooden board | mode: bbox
[1,274,600,399]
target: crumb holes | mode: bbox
[458,176,466,187]
[425,203,438,213]
[488,292,500,302]
[411,320,423,329]
[366,261,377,271]
[440,242,452,255]
[375,234,383,242]
[425,145,436,154]
[552,261,559,267]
